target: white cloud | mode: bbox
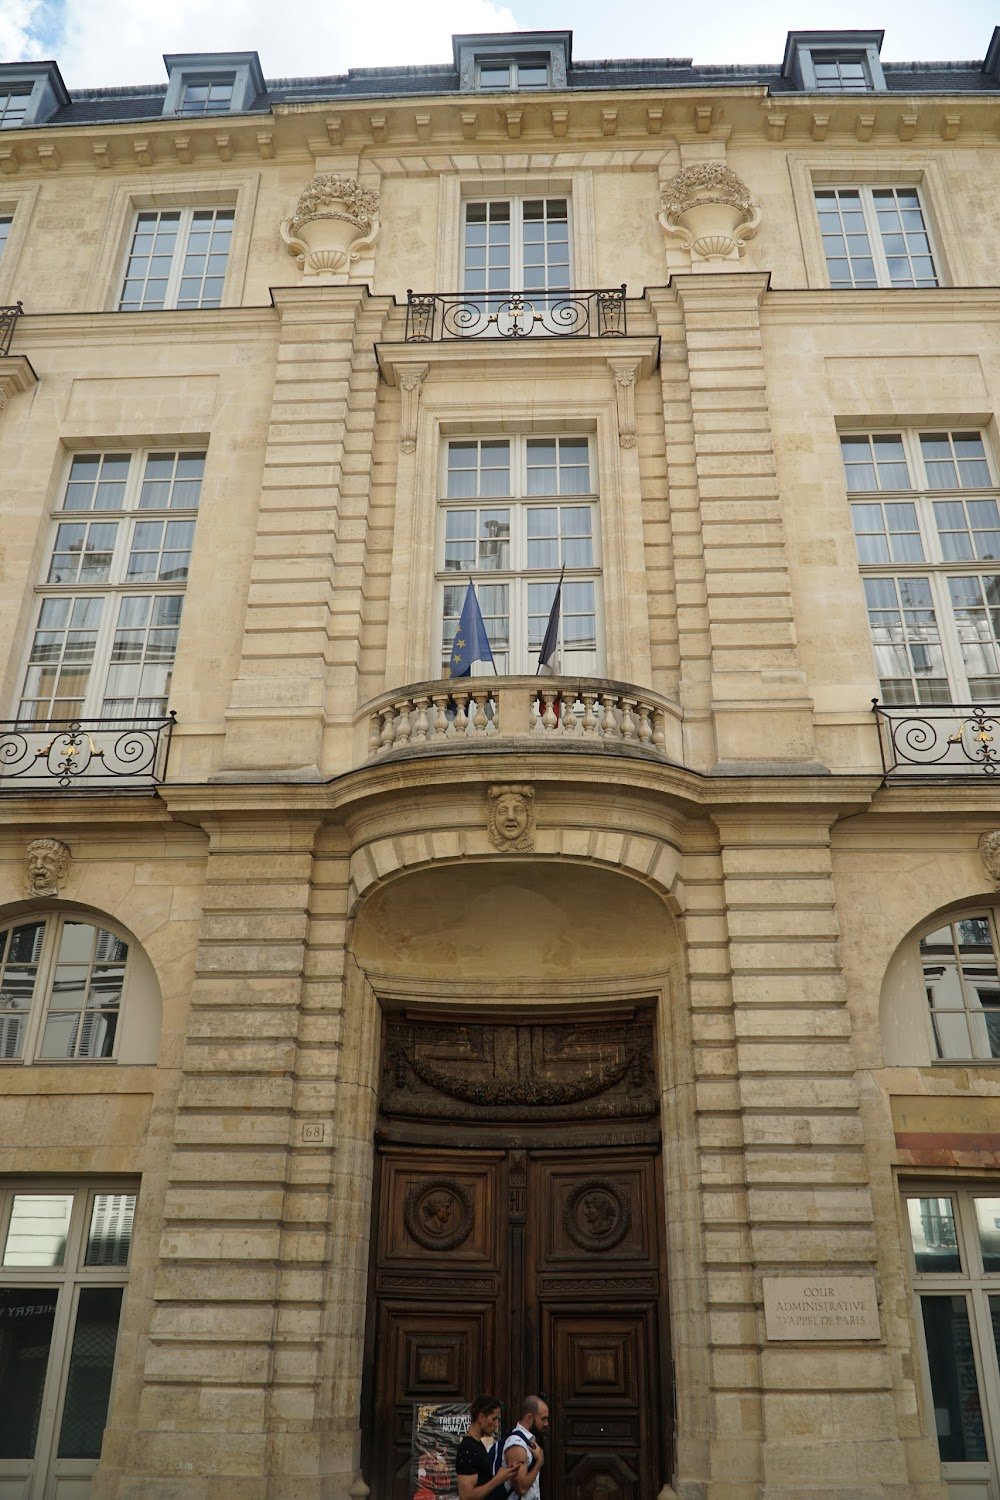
[0,0,46,62]
[46,0,520,88]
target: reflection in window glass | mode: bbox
[908,1197,961,1273]
[920,915,1000,1060]
[57,1286,124,1458]
[974,1199,1000,1273]
[920,1295,988,1462]
[85,1194,136,1268]
[0,919,46,1060]
[3,1194,73,1267]
[38,922,128,1061]
[0,1288,58,1457]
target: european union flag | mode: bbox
[449,581,495,677]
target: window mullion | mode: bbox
[862,187,893,287]
[163,208,191,310]
[83,593,120,719]
[929,573,970,701]
[511,201,524,290]
[18,916,59,1065]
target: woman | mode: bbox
[455,1395,518,1500]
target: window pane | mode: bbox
[908,1197,961,1273]
[4,1194,74,1267]
[973,1198,1000,1273]
[57,1286,124,1459]
[919,1296,987,1462]
[0,1288,58,1458]
[86,1194,137,1267]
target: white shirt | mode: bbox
[502,1424,541,1500]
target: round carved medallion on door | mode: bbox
[564,1178,631,1252]
[404,1178,474,1251]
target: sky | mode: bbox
[1,0,997,89]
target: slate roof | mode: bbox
[16,55,1000,129]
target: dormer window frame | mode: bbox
[782,30,887,94]
[454,31,570,94]
[0,62,69,130]
[161,52,264,119]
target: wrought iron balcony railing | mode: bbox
[872,699,1000,777]
[0,715,175,790]
[0,303,23,357]
[404,286,627,341]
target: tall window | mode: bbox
[0,87,32,130]
[904,1187,1000,1491]
[118,207,233,311]
[844,429,1000,703]
[462,198,570,296]
[0,214,11,259]
[815,187,938,288]
[0,1183,135,1498]
[437,435,601,676]
[177,75,235,114]
[17,449,203,725]
[920,911,1000,1060]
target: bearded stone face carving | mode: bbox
[25,838,70,897]
[487,784,535,852]
[980,830,1000,886]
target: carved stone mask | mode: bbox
[487,784,535,851]
[25,838,70,897]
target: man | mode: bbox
[500,1395,549,1499]
[456,1395,518,1500]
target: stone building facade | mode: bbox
[1,26,1000,1500]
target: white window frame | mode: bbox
[176,73,236,115]
[435,433,604,677]
[916,908,1000,1062]
[460,195,573,294]
[0,1180,136,1500]
[902,1184,1000,1496]
[812,53,873,91]
[0,212,11,260]
[0,911,135,1066]
[0,86,32,130]
[15,446,204,726]
[116,205,234,312]
[845,427,1000,705]
[814,184,939,289]
[475,57,550,91]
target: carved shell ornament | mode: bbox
[658,163,761,262]
[280,174,381,277]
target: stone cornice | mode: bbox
[761,286,1000,323]
[7,305,278,349]
[377,333,659,386]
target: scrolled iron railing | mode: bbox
[872,699,1000,777]
[0,302,23,357]
[0,714,176,789]
[404,286,627,341]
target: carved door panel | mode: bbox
[366,1148,507,1500]
[529,1151,665,1500]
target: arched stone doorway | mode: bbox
[350,859,682,1500]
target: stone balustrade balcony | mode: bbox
[357,677,682,764]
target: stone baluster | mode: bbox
[394,698,413,748]
[636,700,653,748]
[472,693,488,736]
[367,713,381,760]
[489,692,500,735]
[581,692,598,736]
[530,695,543,734]
[652,708,667,756]
[378,703,397,755]
[453,696,469,737]
[432,693,450,739]
[562,692,582,736]
[602,695,618,739]
[541,696,558,733]
[621,697,637,740]
[412,697,430,743]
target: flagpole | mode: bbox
[536,563,565,675]
[468,574,500,674]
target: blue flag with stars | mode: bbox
[449,581,494,677]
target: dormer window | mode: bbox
[813,55,871,92]
[0,62,69,129]
[178,75,236,114]
[454,31,570,94]
[0,86,32,130]
[477,57,550,91]
[161,52,263,118]
[782,31,886,93]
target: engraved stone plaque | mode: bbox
[763,1275,881,1341]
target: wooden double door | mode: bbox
[364,1141,669,1500]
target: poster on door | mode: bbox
[411,1402,470,1500]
